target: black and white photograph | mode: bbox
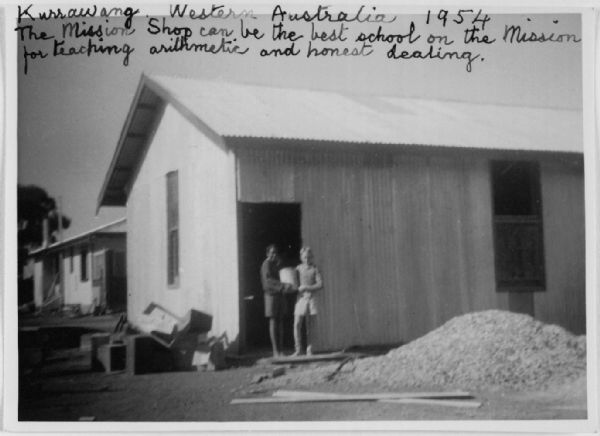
[3,1,598,432]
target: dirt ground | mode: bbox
[18,345,587,422]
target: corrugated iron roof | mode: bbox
[147,74,582,152]
[98,74,583,209]
[30,218,126,256]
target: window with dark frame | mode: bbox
[92,252,102,283]
[70,247,74,273]
[491,161,545,291]
[166,171,179,287]
[81,248,89,282]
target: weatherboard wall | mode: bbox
[126,104,239,345]
[235,146,585,350]
[61,246,93,309]
[33,248,92,309]
[61,237,125,310]
[33,259,58,307]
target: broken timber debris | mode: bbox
[250,374,269,385]
[140,303,213,348]
[325,356,354,381]
[140,303,180,338]
[251,367,287,385]
[131,304,228,372]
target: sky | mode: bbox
[15,6,583,239]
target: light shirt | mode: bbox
[296,263,322,298]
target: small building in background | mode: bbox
[98,75,585,354]
[30,218,127,314]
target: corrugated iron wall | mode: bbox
[236,146,585,350]
[535,160,586,334]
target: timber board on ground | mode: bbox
[270,351,349,364]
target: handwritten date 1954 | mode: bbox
[426,9,491,30]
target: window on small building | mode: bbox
[81,248,89,282]
[491,161,545,291]
[69,247,74,273]
[166,171,179,287]
[92,251,103,284]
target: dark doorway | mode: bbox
[238,202,302,352]
[92,250,127,313]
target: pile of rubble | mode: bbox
[270,310,586,391]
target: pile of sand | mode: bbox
[268,310,586,391]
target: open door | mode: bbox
[106,250,127,312]
[238,202,301,353]
[92,250,127,313]
[92,250,106,309]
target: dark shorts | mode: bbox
[264,293,287,318]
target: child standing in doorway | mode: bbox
[293,247,323,356]
[261,244,295,357]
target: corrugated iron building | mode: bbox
[98,75,585,353]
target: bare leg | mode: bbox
[277,317,284,354]
[306,315,314,355]
[268,318,278,356]
[293,315,303,354]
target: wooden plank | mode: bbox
[272,389,473,400]
[231,390,474,405]
[270,352,346,364]
[231,397,336,404]
[379,398,482,408]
